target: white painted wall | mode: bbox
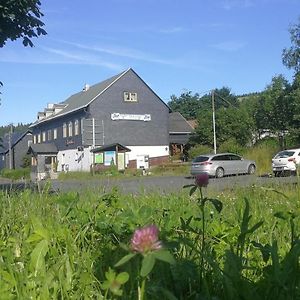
[126,145,169,161]
[56,145,169,172]
[57,147,93,172]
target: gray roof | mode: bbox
[91,143,131,153]
[30,69,129,127]
[0,130,31,154]
[27,143,58,155]
[169,112,194,133]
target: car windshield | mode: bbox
[274,151,295,158]
[193,156,209,163]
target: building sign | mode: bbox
[95,153,103,164]
[111,113,151,122]
[104,151,116,166]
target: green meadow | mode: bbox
[1,180,300,299]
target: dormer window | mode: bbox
[124,92,137,102]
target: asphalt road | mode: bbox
[49,174,300,195]
[1,174,298,195]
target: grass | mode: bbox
[1,178,300,299]
[244,143,279,175]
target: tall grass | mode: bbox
[244,142,279,175]
[1,181,300,299]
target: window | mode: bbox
[31,157,37,166]
[42,131,46,142]
[74,120,79,135]
[33,135,37,144]
[53,128,57,140]
[68,122,73,137]
[124,91,138,102]
[229,155,241,161]
[63,123,67,138]
[37,133,41,143]
[47,129,52,141]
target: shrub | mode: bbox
[188,144,213,159]
[218,138,245,155]
[0,168,30,180]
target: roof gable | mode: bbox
[30,69,129,127]
[0,130,31,154]
[30,68,171,127]
[169,112,194,133]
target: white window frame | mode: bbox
[124,91,138,102]
[68,121,73,137]
[47,129,52,141]
[42,131,46,142]
[63,123,67,138]
[53,128,57,140]
[74,119,79,136]
[37,133,41,143]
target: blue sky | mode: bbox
[0,0,299,126]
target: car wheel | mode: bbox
[248,164,256,175]
[215,167,224,178]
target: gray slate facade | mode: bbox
[29,68,170,172]
[0,131,32,170]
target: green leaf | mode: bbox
[260,187,288,199]
[30,239,48,276]
[274,211,289,220]
[105,268,116,281]
[183,184,195,189]
[208,198,223,213]
[116,272,129,284]
[114,253,136,267]
[140,254,155,277]
[0,269,16,287]
[189,186,197,196]
[26,233,43,244]
[153,250,175,265]
[246,221,264,235]
[65,257,72,291]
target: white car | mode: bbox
[272,148,300,177]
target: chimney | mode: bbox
[83,83,90,92]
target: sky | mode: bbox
[0,0,300,127]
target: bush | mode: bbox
[218,138,245,155]
[0,168,30,180]
[188,144,213,159]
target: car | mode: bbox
[190,153,256,178]
[272,148,300,177]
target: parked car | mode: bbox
[272,148,300,177]
[191,153,256,178]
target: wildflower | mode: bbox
[131,224,162,254]
[195,173,209,187]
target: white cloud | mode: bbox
[60,40,181,66]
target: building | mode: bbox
[0,130,32,170]
[29,68,170,176]
[169,112,194,156]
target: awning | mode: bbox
[90,143,131,153]
[27,143,58,155]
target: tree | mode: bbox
[168,91,201,119]
[0,0,46,47]
[282,17,300,74]
[260,75,292,133]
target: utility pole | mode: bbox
[212,90,217,154]
[8,124,13,169]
